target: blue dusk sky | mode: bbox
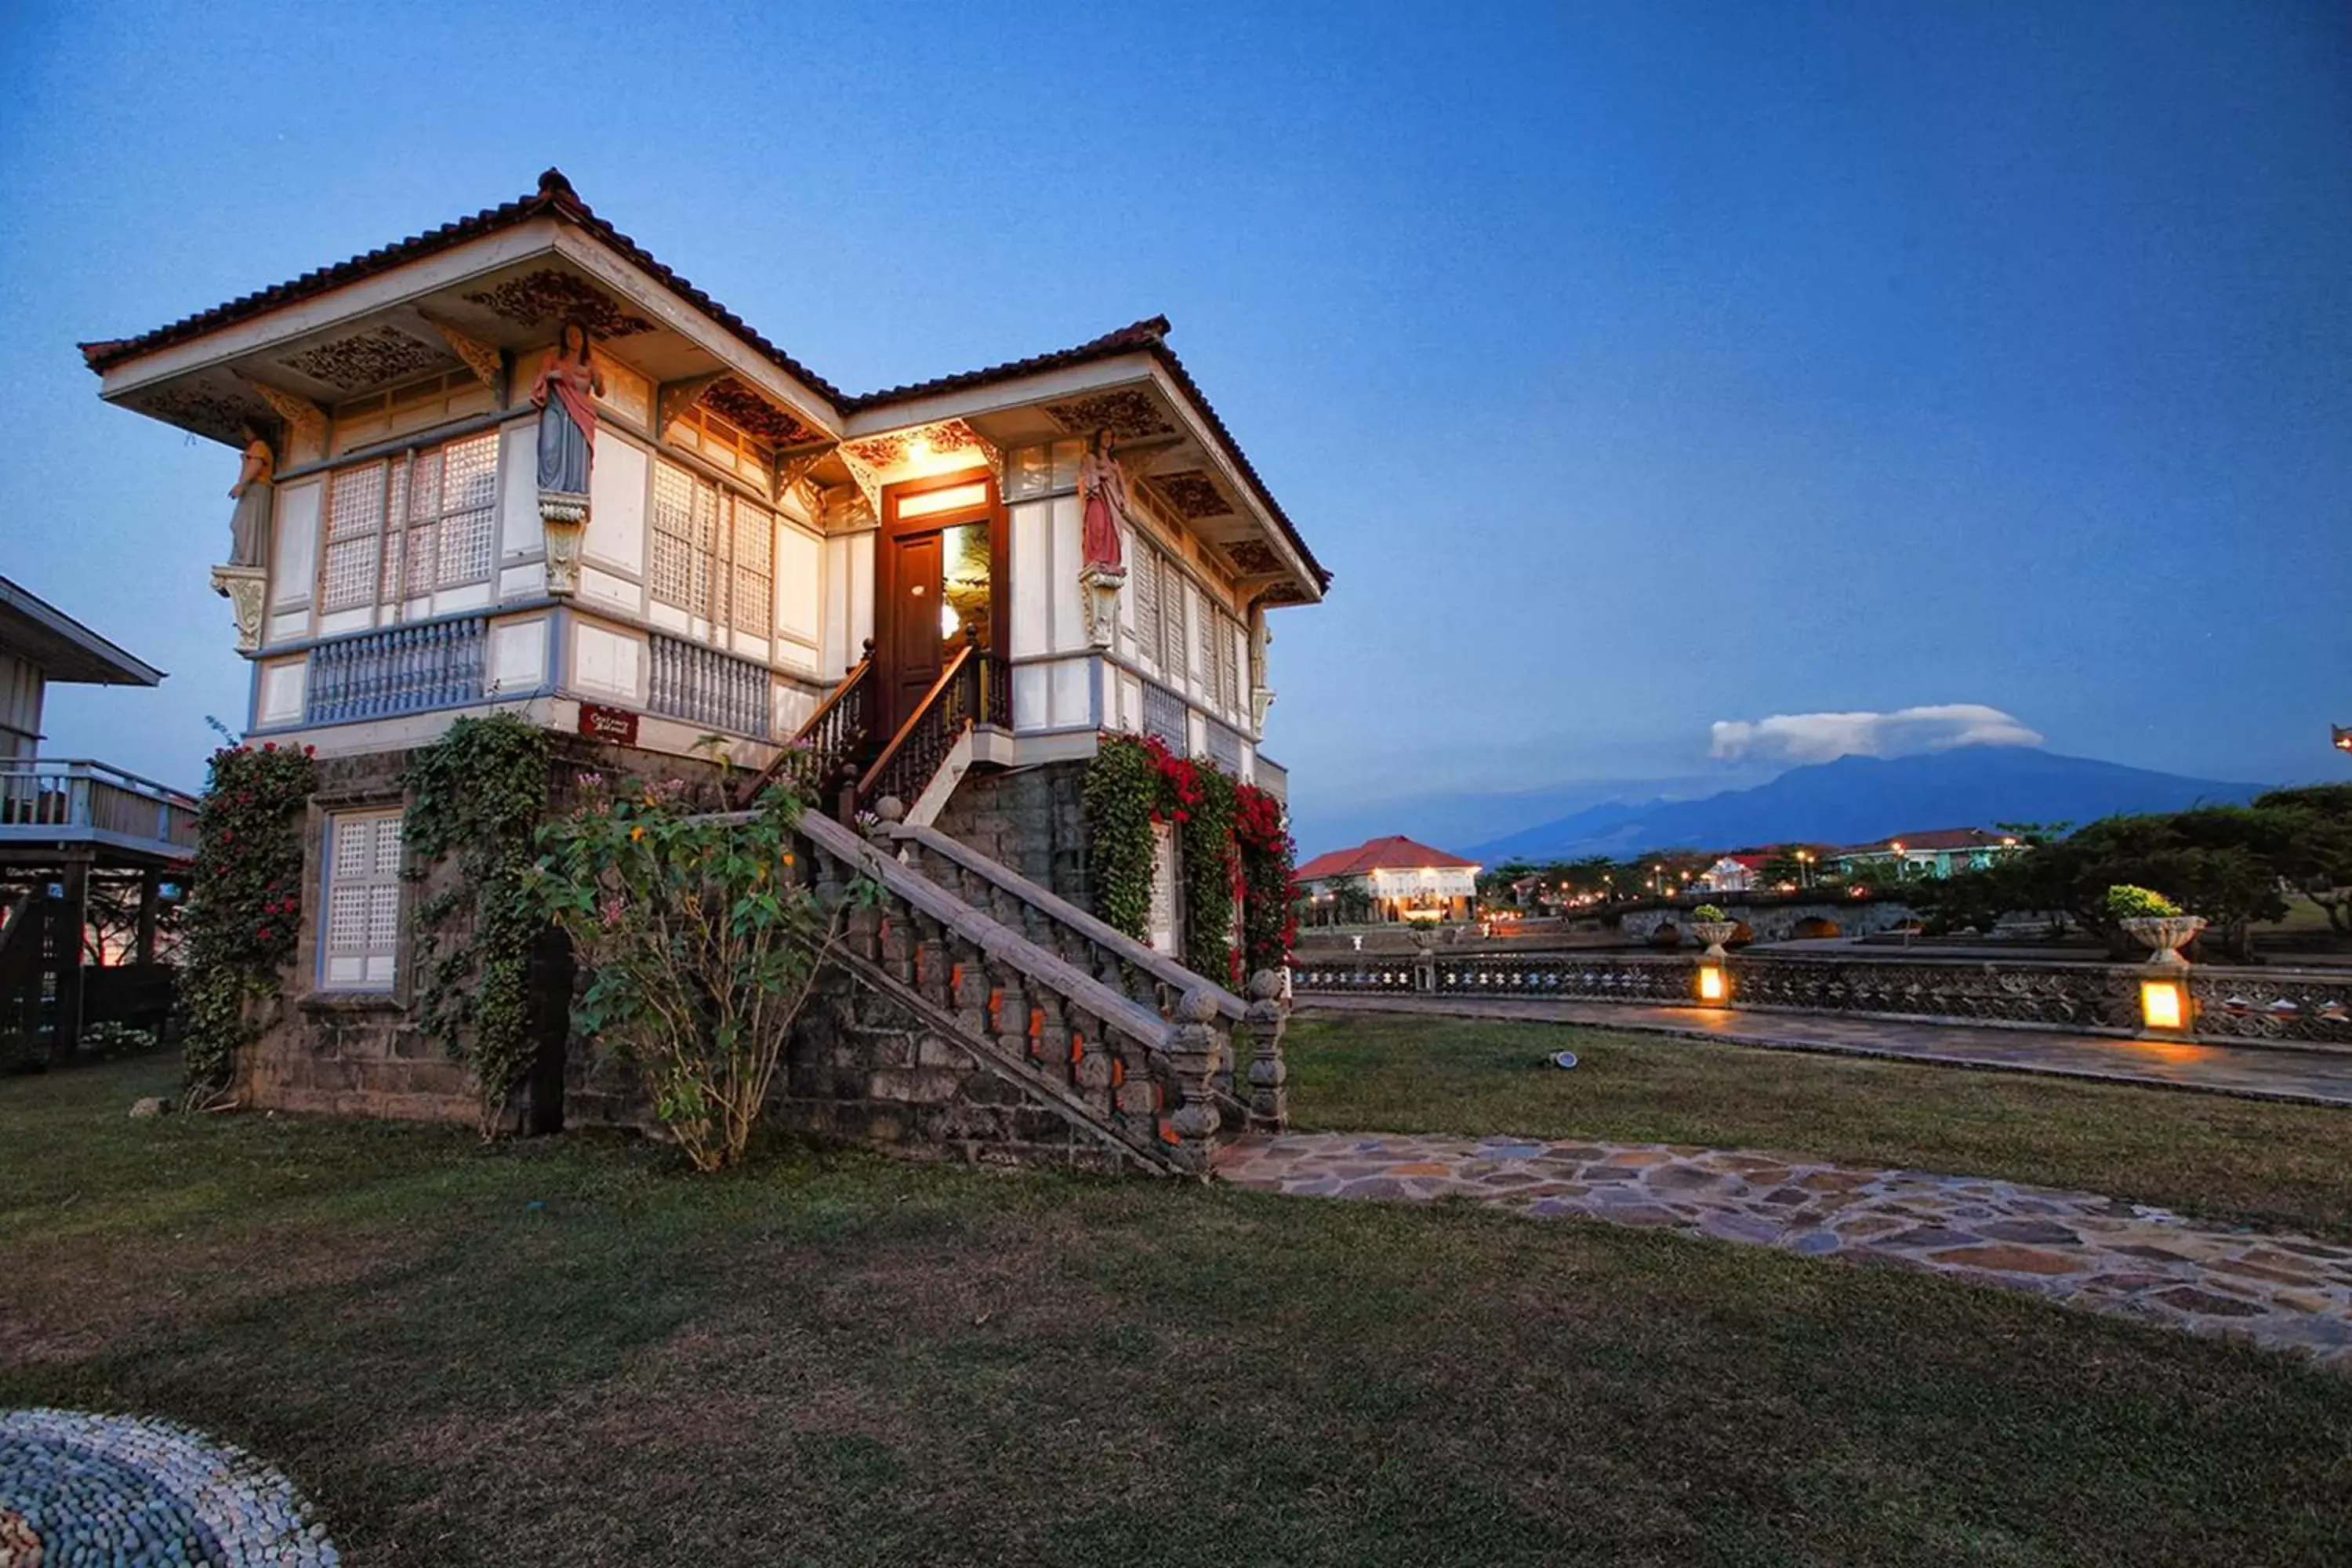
[2,1,2345,847]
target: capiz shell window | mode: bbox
[322,809,403,991]
[651,458,775,635]
[319,430,498,612]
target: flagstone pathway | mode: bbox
[1214,1131,2352,1368]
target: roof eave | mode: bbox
[0,578,165,686]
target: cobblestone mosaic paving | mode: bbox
[0,1410,339,1566]
[1217,1132,2352,1367]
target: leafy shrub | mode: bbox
[1690,904,1729,923]
[535,768,864,1172]
[2103,884,2183,921]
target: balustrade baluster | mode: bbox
[949,934,992,1039]
[1110,1029,1159,1148]
[1070,1007,1113,1113]
[1244,969,1290,1132]
[913,917,950,1010]
[1033,993,1069,1076]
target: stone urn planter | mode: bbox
[1690,920,1740,960]
[2120,914,2206,968]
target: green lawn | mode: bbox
[5,1058,2351,1565]
[1283,1012,2352,1240]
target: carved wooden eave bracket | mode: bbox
[774,442,835,517]
[837,420,1003,517]
[415,308,506,394]
[231,374,326,454]
[655,371,728,434]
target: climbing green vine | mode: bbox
[402,715,551,1137]
[1083,734,1294,986]
[1083,734,1167,941]
[1178,762,1238,981]
[178,742,314,1105]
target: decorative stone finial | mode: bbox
[875,796,906,824]
[1247,969,1284,1002]
[1177,985,1220,1024]
[537,167,575,198]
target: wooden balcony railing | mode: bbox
[306,615,488,726]
[648,633,771,739]
[0,759,200,859]
[1142,681,1187,752]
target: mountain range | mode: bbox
[1454,747,2270,862]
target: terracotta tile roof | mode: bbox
[80,170,1330,595]
[78,169,851,404]
[1297,836,1482,882]
[847,316,1330,592]
[1846,827,2013,854]
[843,316,1172,409]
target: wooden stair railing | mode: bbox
[737,639,874,810]
[855,632,993,815]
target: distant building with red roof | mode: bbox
[1296,835,1481,922]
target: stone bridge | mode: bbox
[1616,894,1921,946]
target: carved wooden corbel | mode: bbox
[655,372,726,434]
[416,308,505,394]
[233,375,326,456]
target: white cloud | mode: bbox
[1708,704,2044,765]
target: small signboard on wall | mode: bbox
[577,702,639,746]
[1147,822,1180,957]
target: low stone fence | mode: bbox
[1291,950,2352,1051]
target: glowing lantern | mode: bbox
[1697,963,1728,1004]
[2140,978,2187,1033]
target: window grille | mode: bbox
[323,809,402,991]
[652,457,775,634]
[318,430,498,612]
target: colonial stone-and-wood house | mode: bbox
[82,170,1326,1171]
[1295,837,1481,923]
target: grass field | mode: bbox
[1281,1011,2352,1240]
[5,1055,2351,1566]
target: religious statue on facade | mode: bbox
[225,426,275,567]
[1077,429,1129,648]
[210,425,275,652]
[1249,609,1275,730]
[530,319,604,594]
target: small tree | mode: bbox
[535,768,863,1172]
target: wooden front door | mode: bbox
[880,528,944,742]
[873,472,1004,743]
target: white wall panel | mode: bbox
[586,436,648,573]
[777,521,821,647]
[1012,665,1051,732]
[497,421,541,556]
[488,619,547,695]
[1049,494,1083,652]
[572,622,644,702]
[1049,656,1090,728]
[1009,500,1049,659]
[579,563,640,615]
[270,479,320,609]
[257,659,306,727]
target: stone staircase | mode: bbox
[788,808,1290,1178]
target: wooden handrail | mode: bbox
[735,642,873,807]
[856,642,975,804]
[794,644,876,746]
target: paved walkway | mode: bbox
[1216,1131,2352,1367]
[1298,994,2352,1106]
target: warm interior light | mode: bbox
[2140,978,2186,1032]
[1697,963,1727,1004]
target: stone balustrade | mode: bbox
[792,811,1248,1174]
[884,821,1290,1131]
[1293,949,2352,1050]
